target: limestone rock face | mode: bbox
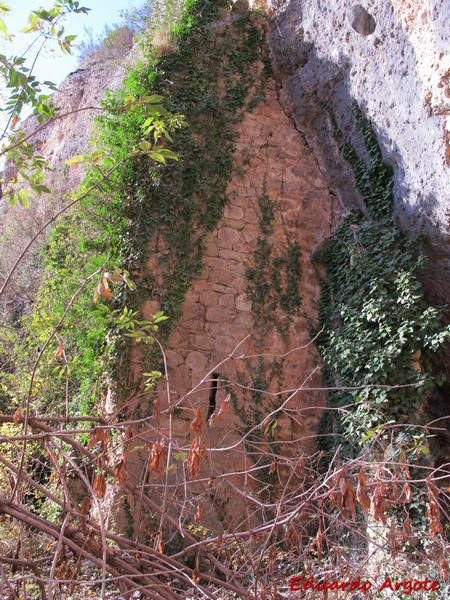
[348,5,376,36]
[269,0,450,301]
[13,55,132,192]
[0,53,133,306]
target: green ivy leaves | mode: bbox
[316,105,450,460]
[318,217,450,452]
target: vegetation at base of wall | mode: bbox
[315,103,450,463]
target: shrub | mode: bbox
[77,25,135,65]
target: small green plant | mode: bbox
[112,307,169,342]
[262,417,278,439]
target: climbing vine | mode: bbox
[332,104,394,221]
[98,0,271,333]
[0,0,273,419]
[315,103,450,460]
[233,176,303,491]
[246,181,302,336]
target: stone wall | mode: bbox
[118,52,336,534]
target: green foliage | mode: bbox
[246,182,302,336]
[316,104,450,458]
[322,102,394,220]
[342,107,394,221]
[0,0,270,421]
[318,218,449,447]
[97,0,270,332]
[0,67,184,420]
[0,1,88,119]
[105,305,168,345]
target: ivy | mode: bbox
[97,0,271,337]
[0,0,274,419]
[339,106,394,221]
[246,181,302,337]
[237,176,303,494]
[315,103,450,460]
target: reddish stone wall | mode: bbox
[118,52,336,535]
[156,80,332,425]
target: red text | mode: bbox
[378,577,440,594]
[290,576,372,592]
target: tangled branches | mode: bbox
[0,346,449,599]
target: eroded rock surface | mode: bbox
[269,0,450,301]
[0,53,133,307]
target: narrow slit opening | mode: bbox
[208,372,220,420]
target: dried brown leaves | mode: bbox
[13,406,22,425]
[188,438,206,479]
[188,406,206,479]
[371,468,389,525]
[93,472,106,498]
[356,470,371,514]
[114,457,128,489]
[149,441,166,478]
[426,476,443,536]
[332,472,357,520]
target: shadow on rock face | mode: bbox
[269,0,450,294]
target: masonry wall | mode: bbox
[118,47,336,534]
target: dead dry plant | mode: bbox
[0,333,448,599]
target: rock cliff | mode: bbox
[0,3,449,594]
[0,51,133,308]
[269,0,450,302]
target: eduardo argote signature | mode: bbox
[290,575,441,594]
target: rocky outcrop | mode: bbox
[6,53,132,194]
[269,0,450,302]
[0,53,133,307]
[3,0,448,540]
